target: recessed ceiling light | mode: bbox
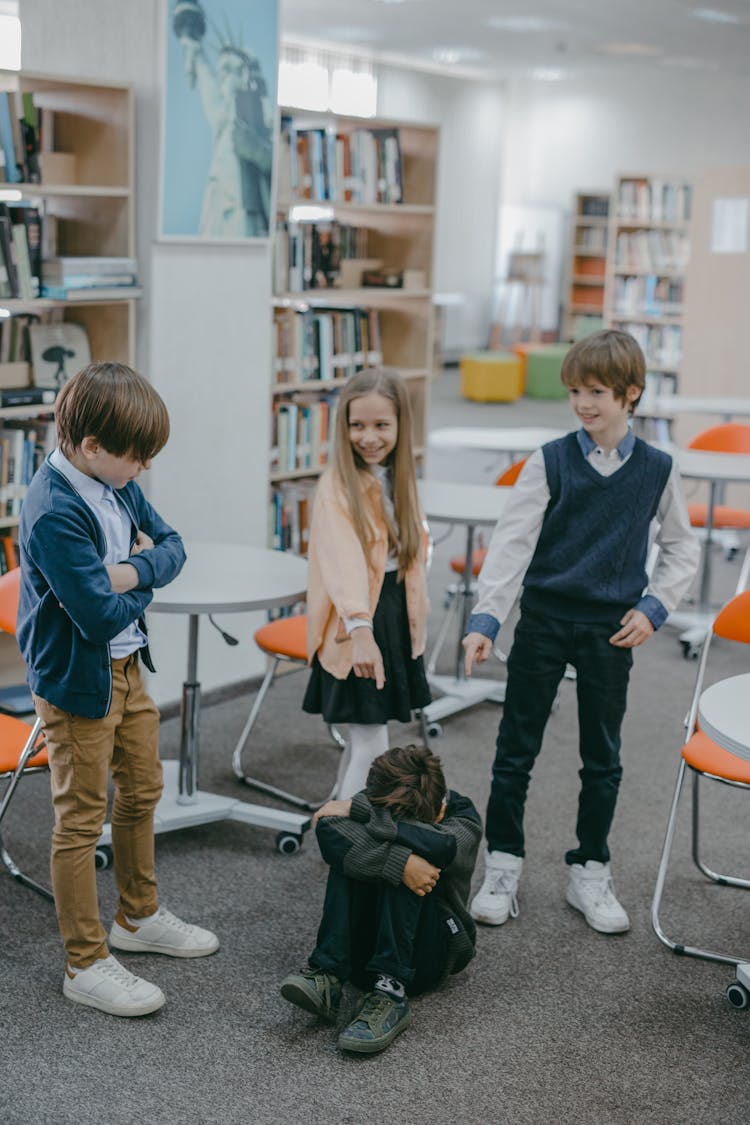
[486,15,566,33]
[691,7,742,23]
[593,41,663,57]
[431,47,483,65]
[531,67,567,81]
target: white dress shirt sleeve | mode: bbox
[471,449,550,630]
[646,461,701,615]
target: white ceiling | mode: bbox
[279,0,750,82]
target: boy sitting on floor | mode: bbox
[280,744,481,1055]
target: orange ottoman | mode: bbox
[460,352,523,403]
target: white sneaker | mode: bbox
[470,849,523,925]
[63,954,165,1017]
[566,861,630,934]
[109,907,219,958]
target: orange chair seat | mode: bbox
[688,503,750,530]
[682,729,750,785]
[254,614,308,662]
[450,548,488,578]
[0,715,47,774]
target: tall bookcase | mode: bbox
[0,70,136,532]
[561,190,610,341]
[270,108,437,552]
[604,174,692,405]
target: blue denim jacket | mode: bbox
[18,457,185,718]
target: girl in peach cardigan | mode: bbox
[303,368,431,798]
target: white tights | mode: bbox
[336,723,389,799]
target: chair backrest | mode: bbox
[688,423,750,454]
[495,457,528,487]
[713,586,750,644]
[0,566,21,637]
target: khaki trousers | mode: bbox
[34,654,163,969]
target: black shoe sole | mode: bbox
[280,979,338,1022]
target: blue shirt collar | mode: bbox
[576,426,635,461]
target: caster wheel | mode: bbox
[681,642,700,661]
[427,722,443,738]
[95,845,113,870]
[276,832,302,856]
[726,981,750,1009]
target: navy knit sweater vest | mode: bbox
[521,432,672,624]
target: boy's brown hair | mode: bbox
[560,329,646,413]
[366,744,446,822]
[55,362,170,462]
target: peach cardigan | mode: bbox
[306,468,429,680]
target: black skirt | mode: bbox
[303,570,431,725]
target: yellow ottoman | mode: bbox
[460,352,523,403]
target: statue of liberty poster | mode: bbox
[162,0,277,240]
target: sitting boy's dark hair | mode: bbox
[55,361,170,464]
[366,744,446,822]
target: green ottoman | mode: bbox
[524,343,571,399]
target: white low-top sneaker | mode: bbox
[109,907,219,958]
[470,849,523,925]
[566,861,630,933]
[63,954,165,1017]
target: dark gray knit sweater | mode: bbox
[315,790,482,974]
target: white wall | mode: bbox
[501,68,750,212]
[20,0,275,705]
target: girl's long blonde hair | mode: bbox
[332,367,422,574]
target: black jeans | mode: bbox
[485,609,633,865]
[309,867,449,996]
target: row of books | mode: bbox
[40,256,140,301]
[271,394,340,476]
[616,179,692,224]
[615,229,690,273]
[612,275,684,318]
[0,536,19,574]
[274,307,383,385]
[269,481,317,554]
[578,196,609,218]
[274,219,370,293]
[279,119,404,206]
[0,419,55,517]
[610,321,682,370]
[0,90,41,184]
[573,227,607,251]
[0,202,42,299]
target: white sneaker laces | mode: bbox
[582,874,619,910]
[98,957,141,991]
[485,870,520,918]
[153,907,192,933]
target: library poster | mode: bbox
[161,0,278,241]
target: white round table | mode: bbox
[698,673,750,765]
[101,543,310,853]
[429,426,565,456]
[654,395,750,421]
[419,479,511,724]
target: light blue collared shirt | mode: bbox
[49,449,147,658]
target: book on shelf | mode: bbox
[0,386,56,407]
[0,92,22,184]
[42,256,139,289]
[0,313,34,367]
[11,223,34,300]
[0,535,18,574]
[0,417,55,517]
[39,284,143,302]
[8,204,42,297]
[279,120,405,206]
[29,322,91,389]
[0,204,20,297]
[270,480,317,554]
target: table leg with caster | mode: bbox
[726,962,750,1010]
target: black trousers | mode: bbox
[485,609,633,865]
[309,867,449,996]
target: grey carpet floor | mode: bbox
[2,372,749,1124]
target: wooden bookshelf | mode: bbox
[270,109,437,551]
[0,70,136,520]
[604,174,692,409]
[561,190,610,340]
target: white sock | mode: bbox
[337,723,388,798]
[125,909,158,927]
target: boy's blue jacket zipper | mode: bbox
[18,457,185,718]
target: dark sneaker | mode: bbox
[280,966,342,1022]
[338,990,411,1055]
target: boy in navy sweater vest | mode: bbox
[463,330,699,934]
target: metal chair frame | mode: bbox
[651,589,750,966]
[0,714,51,900]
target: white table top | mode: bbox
[673,447,750,484]
[653,395,750,418]
[428,426,566,454]
[698,674,750,764]
[151,542,308,615]
[419,479,511,526]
